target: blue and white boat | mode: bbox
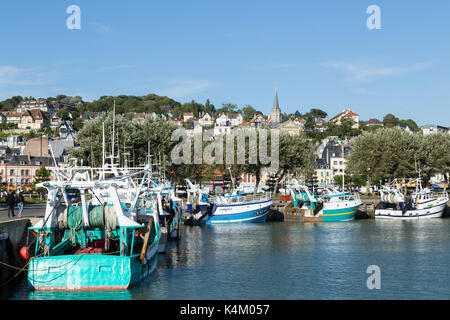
[185,179,272,224]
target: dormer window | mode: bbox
[35,161,41,165]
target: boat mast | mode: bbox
[111,100,116,167]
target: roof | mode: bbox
[365,118,383,125]
[227,113,242,119]
[49,140,75,158]
[330,109,359,121]
[21,109,47,121]
[316,118,327,125]
[4,155,54,166]
[249,114,266,123]
[2,111,22,118]
[239,120,252,127]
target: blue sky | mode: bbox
[0,0,449,126]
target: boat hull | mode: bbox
[375,202,447,220]
[319,205,359,222]
[28,243,159,291]
[205,200,272,224]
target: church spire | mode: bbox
[270,88,281,124]
[273,88,280,110]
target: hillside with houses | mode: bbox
[0,91,449,194]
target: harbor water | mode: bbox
[5,218,450,300]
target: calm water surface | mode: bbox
[7,219,450,300]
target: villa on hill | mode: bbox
[330,109,360,129]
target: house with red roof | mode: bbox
[183,112,194,122]
[330,109,359,129]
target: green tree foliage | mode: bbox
[305,108,328,120]
[272,132,315,195]
[0,96,23,111]
[346,128,450,184]
[84,94,182,114]
[34,164,51,196]
[383,113,419,132]
[240,105,262,122]
[216,103,238,115]
[57,106,70,120]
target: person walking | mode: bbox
[6,191,16,218]
[17,192,24,218]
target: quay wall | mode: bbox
[0,218,39,284]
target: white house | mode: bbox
[198,112,214,127]
[214,124,231,136]
[330,109,360,129]
[421,125,449,135]
[186,121,204,137]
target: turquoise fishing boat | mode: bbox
[25,165,181,291]
[288,181,362,222]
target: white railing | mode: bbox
[211,193,272,205]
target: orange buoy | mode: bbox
[19,246,30,261]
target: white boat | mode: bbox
[375,179,448,219]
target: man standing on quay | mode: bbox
[6,191,16,218]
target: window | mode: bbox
[10,169,14,176]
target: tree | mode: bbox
[307,108,328,120]
[272,133,315,196]
[240,105,262,122]
[383,114,400,127]
[57,106,70,120]
[345,128,450,186]
[216,103,238,114]
[34,165,51,199]
[204,99,216,115]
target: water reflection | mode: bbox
[7,218,450,300]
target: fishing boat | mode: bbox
[287,180,362,222]
[25,165,163,291]
[185,179,272,224]
[374,179,448,219]
[24,105,183,290]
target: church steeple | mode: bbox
[270,88,281,124]
[273,88,280,110]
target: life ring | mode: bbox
[227,198,232,204]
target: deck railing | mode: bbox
[211,193,272,205]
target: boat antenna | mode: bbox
[102,112,105,170]
[111,99,116,167]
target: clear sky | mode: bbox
[0,0,449,126]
